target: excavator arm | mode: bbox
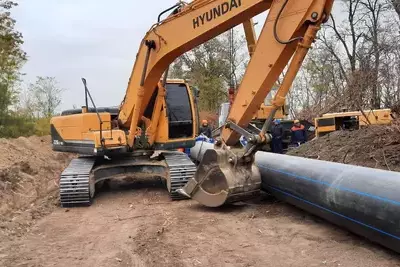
[118,0,275,148]
[223,0,332,145]
[177,0,334,207]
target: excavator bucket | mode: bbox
[177,148,261,207]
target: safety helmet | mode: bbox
[294,119,300,123]
[202,119,208,125]
[274,119,281,124]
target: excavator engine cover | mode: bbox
[178,148,261,207]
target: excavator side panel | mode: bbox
[51,112,127,155]
[51,112,112,141]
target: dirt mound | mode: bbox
[0,136,74,239]
[288,121,400,171]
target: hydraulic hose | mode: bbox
[273,0,303,44]
[158,3,183,23]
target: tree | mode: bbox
[289,0,399,118]
[169,28,248,112]
[28,76,63,118]
[0,1,26,82]
[0,1,30,138]
[169,58,185,79]
[390,0,400,18]
[0,0,26,123]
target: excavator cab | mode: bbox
[144,80,197,150]
[50,79,197,155]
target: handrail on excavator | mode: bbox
[81,78,109,147]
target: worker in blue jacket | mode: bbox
[271,119,284,154]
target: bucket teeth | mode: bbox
[178,149,261,207]
[176,188,191,198]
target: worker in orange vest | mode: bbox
[291,119,307,146]
[199,119,212,138]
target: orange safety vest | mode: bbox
[291,124,305,132]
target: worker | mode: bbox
[271,119,284,154]
[199,119,212,138]
[291,119,307,146]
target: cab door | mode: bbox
[165,83,195,139]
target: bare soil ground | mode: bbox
[0,136,74,240]
[0,130,400,267]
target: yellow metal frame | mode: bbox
[315,108,392,137]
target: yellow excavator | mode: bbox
[51,0,335,207]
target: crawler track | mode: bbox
[164,152,197,200]
[59,152,196,206]
[59,157,95,207]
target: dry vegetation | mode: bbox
[288,121,400,172]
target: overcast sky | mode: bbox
[12,0,174,110]
[12,1,341,111]
[11,1,272,111]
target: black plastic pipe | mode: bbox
[189,142,400,253]
[256,152,400,253]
